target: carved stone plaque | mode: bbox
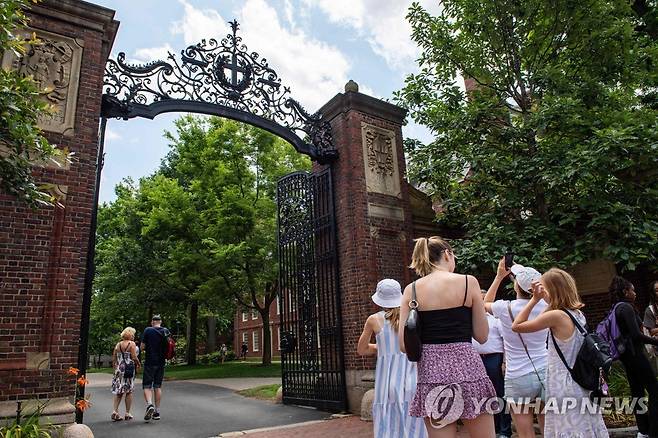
[361,123,401,197]
[1,28,83,136]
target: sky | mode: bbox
[94,0,440,203]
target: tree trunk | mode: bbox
[186,301,199,365]
[146,303,154,328]
[206,316,217,353]
[260,309,272,366]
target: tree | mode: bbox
[161,117,310,365]
[93,116,309,366]
[0,0,70,206]
[397,0,658,272]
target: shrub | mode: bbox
[0,404,58,438]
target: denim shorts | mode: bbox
[504,368,546,403]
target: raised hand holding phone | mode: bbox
[496,256,511,279]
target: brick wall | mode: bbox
[318,87,413,411]
[233,301,281,358]
[0,0,117,409]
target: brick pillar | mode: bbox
[319,81,414,413]
[0,0,118,423]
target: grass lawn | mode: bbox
[237,384,281,401]
[89,361,281,381]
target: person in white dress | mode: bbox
[357,279,427,438]
[511,268,608,438]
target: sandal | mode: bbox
[125,413,134,421]
[111,412,123,422]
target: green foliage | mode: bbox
[0,405,57,438]
[0,0,71,206]
[198,350,236,364]
[397,0,658,272]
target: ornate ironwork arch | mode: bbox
[101,20,337,163]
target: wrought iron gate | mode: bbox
[277,169,346,412]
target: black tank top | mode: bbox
[418,275,473,344]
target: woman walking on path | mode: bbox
[111,327,141,421]
[511,268,608,437]
[610,276,658,438]
[358,279,427,438]
[399,236,496,438]
[484,258,547,438]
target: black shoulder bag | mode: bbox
[404,281,422,362]
[551,309,612,394]
[120,343,135,379]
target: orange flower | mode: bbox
[75,398,92,411]
[76,375,89,387]
[67,367,79,376]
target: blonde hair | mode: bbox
[410,236,453,276]
[542,268,584,311]
[121,327,136,340]
[384,308,400,331]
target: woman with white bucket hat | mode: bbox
[358,278,427,438]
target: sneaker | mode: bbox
[153,412,161,421]
[637,433,650,438]
[144,404,155,421]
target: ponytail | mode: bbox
[410,236,453,276]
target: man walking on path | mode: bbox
[141,315,169,421]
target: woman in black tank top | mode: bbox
[400,236,496,438]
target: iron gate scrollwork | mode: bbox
[277,169,346,412]
[101,20,337,164]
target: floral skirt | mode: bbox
[111,370,135,395]
[409,343,497,421]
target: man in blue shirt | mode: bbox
[140,315,169,421]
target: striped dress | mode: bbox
[373,311,427,438]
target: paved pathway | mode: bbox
[84,374,327,438]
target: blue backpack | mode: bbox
[596,302,627,360]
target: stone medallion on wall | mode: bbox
[1,28,83,136]
[361,122,401,198]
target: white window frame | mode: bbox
[252,330,259,352]
[242,332,248,344]
[251,309,258,320]
[276,298,280,315]
[242,310,248,322]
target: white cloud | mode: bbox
[310,0,438,71]
[167,0,351,111]
[171,0,230,45]
[105,128,122,141]
[131,43,175,63]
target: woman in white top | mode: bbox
[484,258,547,438]
[511,268,608,437]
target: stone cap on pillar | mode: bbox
[320,80,407,125]
[34,0,120,60]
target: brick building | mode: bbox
[0,0,118,423]
[233,301,282,359]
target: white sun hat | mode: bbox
[371,279,402,308]
[510,264,542,293]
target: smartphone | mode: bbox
[504,253,514,270]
